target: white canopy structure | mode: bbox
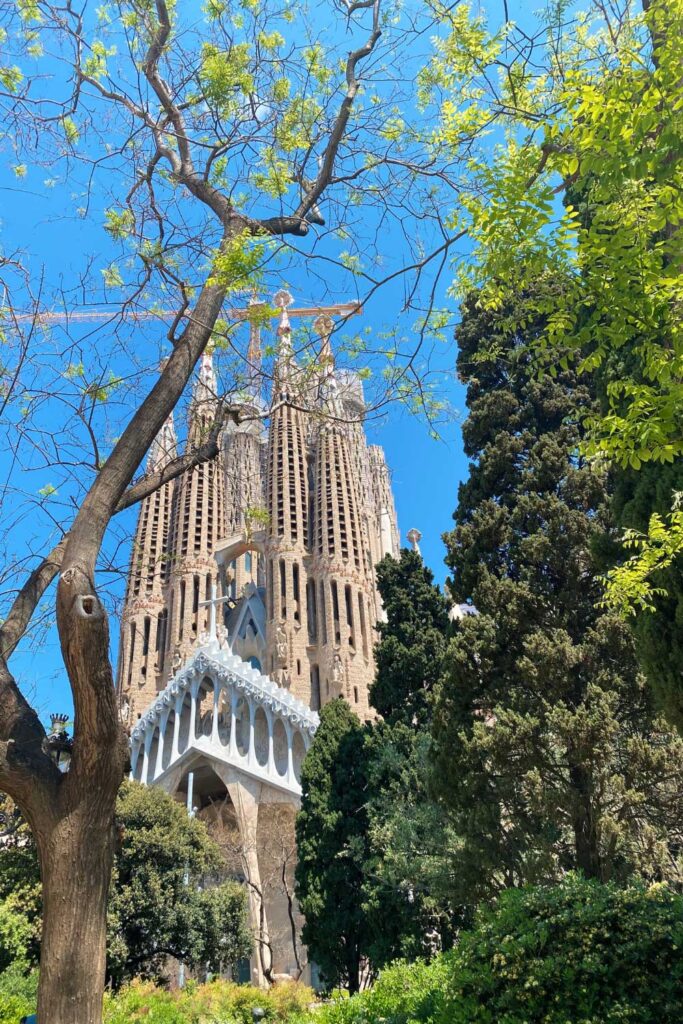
[130,640,318,797]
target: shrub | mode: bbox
[104,977,314,1024]
[0,967,38,1024]
[309,875,683,1024]
[441,874,683,1023]
[309,958,450,1024]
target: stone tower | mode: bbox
[117,293,400,724]
[264,291,311,700]
[221,300,268,598]
[116,414,177,713]
[164,351,225,669]
[308,314,376,715]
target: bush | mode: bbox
[104,977,314,1024]
[442,874,683,1023]
[0,966,38,1024]
[309,875,683,1024]
[309,958,450,1024]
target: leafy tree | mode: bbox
[107,782,251,988]
[416,0,682,619]
[606,463,683,730]
[295,699,370,994]
[296,700,452,993]
[370,550,451,728]
[431,290,683,900]
[0,783,252,988]
[0,0,448,1016]
[0,896,34,975]
[364,723,460,960]
[0,794,40,973]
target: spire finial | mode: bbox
[314,313,335,368]
[407,527,422,554]
[246,293,263,390]
[274,289,293,336]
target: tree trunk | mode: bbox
[569,763,601,880]
[36,791,117,1024]
[347,947,361,995]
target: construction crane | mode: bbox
[12,300,362,325]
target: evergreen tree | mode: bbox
[295,701,438,992]
[370,550,451,728]
[364,722,461,957]
[295,699,370,993]
[431,291,683,901]
[366,551,460,947]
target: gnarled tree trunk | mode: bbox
[37,790,120,1023]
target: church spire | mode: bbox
[273,289,295,397]
[314,312,343,419]
[147,413,177,472]
[192,349,217,409]
[246,294,263,395]
[188,348,218,446]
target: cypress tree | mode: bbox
[431,290,683,900]
[370,549,451,728]
[295,699,370,993]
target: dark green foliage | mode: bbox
[366,724,462,954]
[107,781,251,987]
[432,290,683,899]
[308,876,683,1024]
[442,875,683,1024]
[295,699,370,994]
[363,722,459,966]
[295,703,442,993]
[370,550,451,727]
[0,783,251,989]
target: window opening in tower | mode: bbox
[331,581,341,645]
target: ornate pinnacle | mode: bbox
[246,293,264,387]
[407,527,422,554]
[273,289,294,336]
[314,313,335,367]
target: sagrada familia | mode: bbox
[117,291,400,986]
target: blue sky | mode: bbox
[0,0,493,723]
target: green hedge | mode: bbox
[312,875,683,1024]
[3,876,683,1024]
[0,966,37,1024]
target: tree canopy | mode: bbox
[0,783,252,988]
[431,288,683,899]
[370,549,451,729]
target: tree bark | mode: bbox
[569,763,601,880]
[347,947,361,994]
[36,792,118,1024]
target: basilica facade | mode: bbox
[117,292,400,985]
[118,291,399,725]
